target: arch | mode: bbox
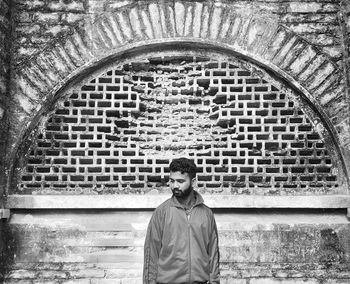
[8,0,350,194]
[11,50,346,196]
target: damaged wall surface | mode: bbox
[1,0,350,283]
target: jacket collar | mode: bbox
[169,190,204,209]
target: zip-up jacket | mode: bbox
[143,191,220,284]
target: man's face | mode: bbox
[169,171,194,199]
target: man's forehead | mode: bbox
[169,171,190,178]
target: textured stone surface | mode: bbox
[12,54,344,195]
[0,1,11,281]
[2,0,350,283]
[6,0,348,164]
[0,0,10,199]
[3,211,350,283]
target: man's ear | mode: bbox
[191,178,197,187]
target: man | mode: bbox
[143,157,220,284]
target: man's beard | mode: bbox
[172,185,193,199]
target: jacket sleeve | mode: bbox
[143,210,162,284]
[209,213,220,284]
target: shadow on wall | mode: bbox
[0,220,17,282]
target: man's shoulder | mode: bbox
[153,197,173,213]
[199,202,214,215]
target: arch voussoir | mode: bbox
[12,0,349,153]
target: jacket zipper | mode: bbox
[186,208,191,284]
[185,205,196,284]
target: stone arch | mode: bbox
[10,49,348,196]
[8,1,350,194]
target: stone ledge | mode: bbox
[6,194,350,209]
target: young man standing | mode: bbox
[143,158,220,284]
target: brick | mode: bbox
[336,119,350,148]
[37,270,68,279]
[218,9,232,40]
[306,61,336,91]
[280,13,338,24]
[148,3,162,38]
[104,268,140,278]
[250,279,319,284]
[298,54,327,83]
[120,278,142,284]
[129,7,143,40]
[61,13,84,24]
[246,17,273,54]
[288,2,338,13]
[272,35,299,66]
[0,106,4,120]
[115,11,132,41]
[158,3,169,38]
[279,39,306,70]
[35,54,62,84]
[14,73,42,100]
[105,15,125,44]
[91,280,121,284]
[313,73,343,99]
[47,1,85,12]
[322,46,343,59]
[220,278,246,284]
[53,43,76,72]
[96,20,115,48]
[184,4,193,37]
[0,76,6,94]
[63,36,84,67]
[209,6,223,40]
[192,2,203,38]
[35,12,60,23]
[69,269,105,278]
[105,0,132,11]
[200,4,210,38]
[289,45,317,76]
[235,13,254,47]
[26,63,54,90]
[140,8,154,39]
[263,27,290,61]
[17,0,46,10]
[16,24,41,35]
[61,280,91,284]
[45,25,71,37]
[174,2,185,36]
[7,269,37,279]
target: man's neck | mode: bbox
[175,190,196,209]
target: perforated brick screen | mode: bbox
[16,55,340,195]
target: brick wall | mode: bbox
[6,0,350,168]
[338,0,350,173]
[12,54,345,195]
[2,0,350,283]
[0,0,10,205]
[12,0,344,67]
[0,0,11,282]
[5,211,350,284]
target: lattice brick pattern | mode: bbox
[18,56,339,195]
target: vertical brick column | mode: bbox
[344,2,350,114]
[0,0,10,203]
[339,0,350,165]
[0,0,11,281]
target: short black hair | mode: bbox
[169,158,197,179]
